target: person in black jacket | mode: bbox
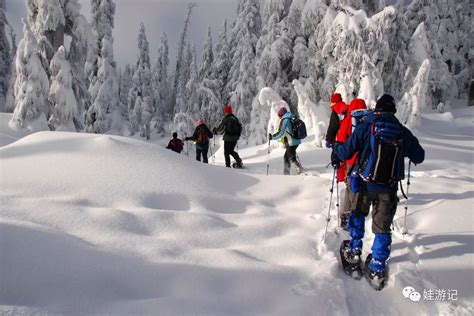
[185,118,213,163]
[325,93,348,148]
[166,132,184,153]
[213,105,243,168]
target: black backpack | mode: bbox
[196,126,209,145]
[290,117,307,140]
[360,120,404,185]
[227,116,242,137]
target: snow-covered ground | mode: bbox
[1,105,473,315]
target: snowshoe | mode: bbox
[339,240,363,280]
[364,254,388,291]
[232,160,244,169]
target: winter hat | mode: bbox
[196,117,205,125]
[172,132,178,138]
[375,94,396,113]
[223,105,233,114]
[278,107,288,118]
[331,93,342,103]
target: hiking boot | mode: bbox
[340,214,350,231]
[364,254,388,290]
[291,160,303,174]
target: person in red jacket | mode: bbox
[335,98,368,229]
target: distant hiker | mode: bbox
[334,94,425,289]
[269,107,303,175]
[185,118,213,163]
[334,99,369,229]
[325,93,348,148]
[166,132,184,154]
[213,105,243,168]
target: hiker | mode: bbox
[333,94,425,289]
[213,105,243,168]
[269,107,303,175]
[334,98,368,229]
[185,118,213,163]
[166,132,184,154]
[325,93,348,148]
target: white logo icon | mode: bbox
[402,286,421,302]
[409,291,421,302]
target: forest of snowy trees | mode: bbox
[0,0,471,145]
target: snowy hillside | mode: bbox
[1,105,473,315]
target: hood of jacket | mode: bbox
[331,101,348,115]
[348,99,367,112]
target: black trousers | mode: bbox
[196,145,209,163]
[283,145,298,175]
[224,141,240,167]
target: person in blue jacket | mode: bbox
[333,94,425,284]
[269,107,303,175]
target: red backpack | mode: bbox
[196,126,209,145]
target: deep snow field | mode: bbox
[1,104,473,315]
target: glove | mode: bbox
[184,137,190,141]
[331,150,342,168]
[212,127,217,134]
[325,141,332,148]
[268,133,273,141]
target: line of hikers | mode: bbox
[327,93,424,289]
[166,105,243,168]
[167,103,307,174]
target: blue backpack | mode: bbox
[290,117,307,140]
[360,120,404,185]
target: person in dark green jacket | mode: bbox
[185,118,213,163]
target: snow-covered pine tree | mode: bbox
[171,2,196,113]
[212,20,231,104]
[184,43,199,119]
[128,22,152,138]
[64,0,94,130]
[151,32,170,129]
[199,26,214,81]
[174,40,193,116]
[4,12,17,113]
[227,0,262,139]
[11,20,49,128]
[48,45,78,130]
[118,64,132,122]
[87,0,119,134]
[0,0,10,111]
[398,59,431,128]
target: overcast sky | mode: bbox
[5,0,238,68]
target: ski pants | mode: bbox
[348,188,398,271]
[224,141,240,167]
[196,145,209,163]
[283,145,299,175]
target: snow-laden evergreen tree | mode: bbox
[118,64,132,122]
[199,26,214,81]
[151,32,170,129]
[174,41,193,116]
[184,44,199,119]
[398,59,431,128]
[48,45,78,130]
[171,2,196,112]
[65,0,94,130]
[0,0,10,111]
[227,0,262,139]
[128,23,152,137]
[4,16,17,113]
[211,20,231,104]
[87,0,119,134]
[11,21,49,128]
[293,79,330,147]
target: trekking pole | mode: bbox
[266,137,271,175]
[402,161,412,235]
[212,137,216,164]
[323,166,337,243]
[336,179,340,229]
[185,139,189,157]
